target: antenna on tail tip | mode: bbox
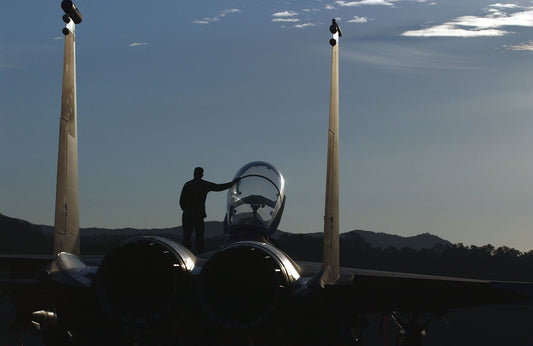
[61,0,82,24]
[329,19,342,37]
[329,19,342,46]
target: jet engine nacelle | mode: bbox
[95,236,196,324]
[199,241,300,328]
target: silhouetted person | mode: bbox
[179,167,238,253]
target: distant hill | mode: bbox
[0,213,225,254]
[2,212,532,281]
[273,229,451,250]
[344,229,451,250]
[0,212,227,254]
[0,213,51,253]
[1,212,450,254]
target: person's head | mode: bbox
[194,167,204,179]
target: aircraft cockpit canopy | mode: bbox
[225,161,285,236]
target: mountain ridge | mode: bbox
[1,212,450,252]
[2,212,533,282]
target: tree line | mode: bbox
[276,232,533,282]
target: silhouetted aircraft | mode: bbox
[1,9,531,346]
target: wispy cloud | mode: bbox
[336,0,397,7]
[220,9,241,16]
[0,63,21,69]
[403,24,507,37]
[345,44,476,70]
[453,11,533,29]
[271,0,433,29]
[272,10,305,27]
[129,42,148,47]
[348,16,368,23]
[53,36,63,40]
[193,8,241,24]
[294,22,317,28]
[193,18,216,24]
[272,11,298,17]
[273,18,300,22]
[491,3,520,9]
[402,6,533,37]
[504,40,533,51]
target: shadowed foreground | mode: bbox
[2,296,533,345]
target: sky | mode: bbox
[1,0,533,251]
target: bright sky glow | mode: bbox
[403,6,533,37]
[1,0,533,251]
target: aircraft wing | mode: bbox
[4,254,526,311]
[0,254,103,299]
[0,255,53,287]
[298,261,533,313]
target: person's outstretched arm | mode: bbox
[208,177,240,192]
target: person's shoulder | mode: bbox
[182,179,195,188]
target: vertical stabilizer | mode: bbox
[53,19,80,257]
[321,19,341,286]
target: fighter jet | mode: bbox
[1,11,532,346]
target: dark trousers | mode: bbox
[182,213,205,254]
